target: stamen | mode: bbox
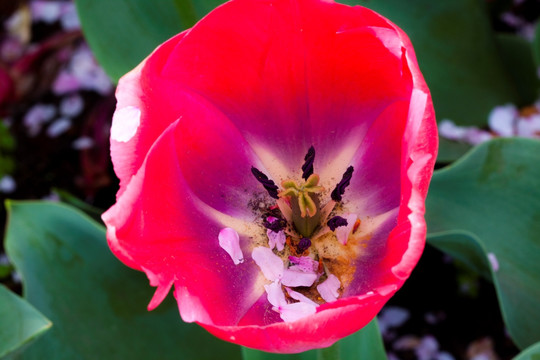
[327,216,348,231]
[263,217,287,232]
[330,166,354,201]
[301,146,315,180]
[251,167,279,199]
[297,237,311,253]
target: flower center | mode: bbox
[220,146,365,323]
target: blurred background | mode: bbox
[1,0,540,359]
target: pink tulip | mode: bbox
[102,0,437,353]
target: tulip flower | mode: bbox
[102,0,437,353]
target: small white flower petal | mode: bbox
[111,106,141,142]
[281,268,317,287]
[218,227,244,265]
[252,246,284,282]
[285,287,318,307]
[288,256,318,273]
[279,302,317,322]
[317,274,341,302]
[264,281,287,308]
[267,229,286,251]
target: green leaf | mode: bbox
[426,138,540,350]
[4,201,241,360]
[495,33,539,105]
[532,21,540,71]
[76,0,225,82]
[514,341,540,360]
[0,285,51,358]
[241,318,386,360]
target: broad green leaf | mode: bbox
[426,138,540,349]
[514,341,540,360]
[437,138,472,165]
[76,0,225,82]
[495,33,539,105]
[4,201,241,360]
[241,318,386,360]
[0,285,51,358]
[532,21,540,71]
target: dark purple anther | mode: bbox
[251,166,279,199]
[263,217,287,232]
[331,166,354,201]
[301,146,315,180]
[297,237,311,253]
[327,216,348,231]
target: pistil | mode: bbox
[278,174,323,238]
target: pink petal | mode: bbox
[281,268,317,287]
[218,228,244,265]
[267,229,286,251]
[103,0,438,353]
[102,121,263,326]
[317,274,341,303]
[252,247,284,282]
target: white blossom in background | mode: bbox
[60,93,84,117]
[439,101,540,146]
[72,136,94,150]
[0,175,16,194]
[30,1,80,30]
[23,103,56,136]
[47,117,72,137]
[378,306,410,335]
[53,44,112,95]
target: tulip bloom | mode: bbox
[102,0,437,353]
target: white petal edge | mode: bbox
[111,105,141,142]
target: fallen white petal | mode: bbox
[281,268,317,287]
[252,246,284,281]
[264,281,287,308]
[111,106,141,142]
[279,302,317,322]
[285,287,318,307]
[218,228,244,265]
[288,256,318,273]
[317,274,341,302]
[267,229,286,251]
